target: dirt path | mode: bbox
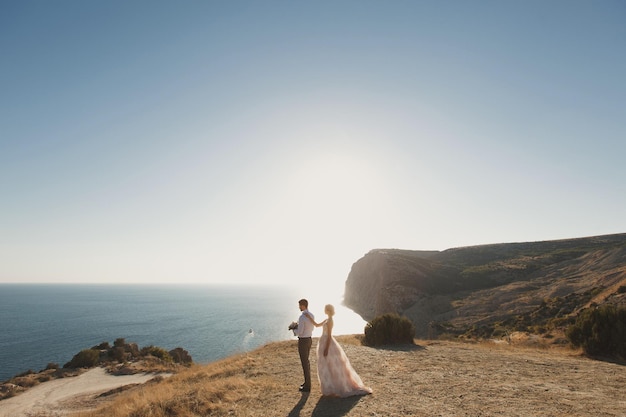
[0,368,167,417]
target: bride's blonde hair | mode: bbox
[325,304,335,316]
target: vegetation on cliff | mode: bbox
[64,338,192,369]
[344,233,626,355]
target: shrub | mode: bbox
[64,349,101,368]
[15,377,38,388]
[45,363,59,370]
[93,341,111,350]
[363,313,415,346]
[16,369,35,377]
[566,305,626,359]
[140,346,172,362]
[127,343,140,358]
[110,346,127,363]
[37,374,52,383]
[169,347,193,365]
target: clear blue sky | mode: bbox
[1,1,625,288]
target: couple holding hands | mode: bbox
[291,299,372,397]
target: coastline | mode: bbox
[0,284,365,382]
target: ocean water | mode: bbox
[0,284,367,382]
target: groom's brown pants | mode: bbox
[298,337,312,388]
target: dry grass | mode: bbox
[73,351,273,417]
[70,335,626,417]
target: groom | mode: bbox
[296,299,314,392]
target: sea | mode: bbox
[0,284,367,382]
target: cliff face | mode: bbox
[344,233,626,338]
[343,250,441,320]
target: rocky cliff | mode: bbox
[344,233,626,338]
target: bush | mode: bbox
[363,313,416,346]
[64,349,101,368]
[16,369,35,377]
[45,363,59,370]
[110,346,127,363]
[93,341,111,350]
[169,347,193,365]
[15,377,38,388]
[37,374,52,383]
[566,305,626,359]
[140,346,172,362]
[127,342,140,358]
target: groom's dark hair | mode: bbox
[299,299,308,308]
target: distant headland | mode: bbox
[344,233,626,340]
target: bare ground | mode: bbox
[1,337,625,417]
[245,337,626,417]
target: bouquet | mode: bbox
[288,321,299,336]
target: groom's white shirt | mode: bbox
[296,309,314,338]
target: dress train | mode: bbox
[316,323,372,397]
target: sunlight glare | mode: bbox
[289,152,382,241]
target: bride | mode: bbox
[307,304,372,397]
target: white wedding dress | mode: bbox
[316,321,372,397]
